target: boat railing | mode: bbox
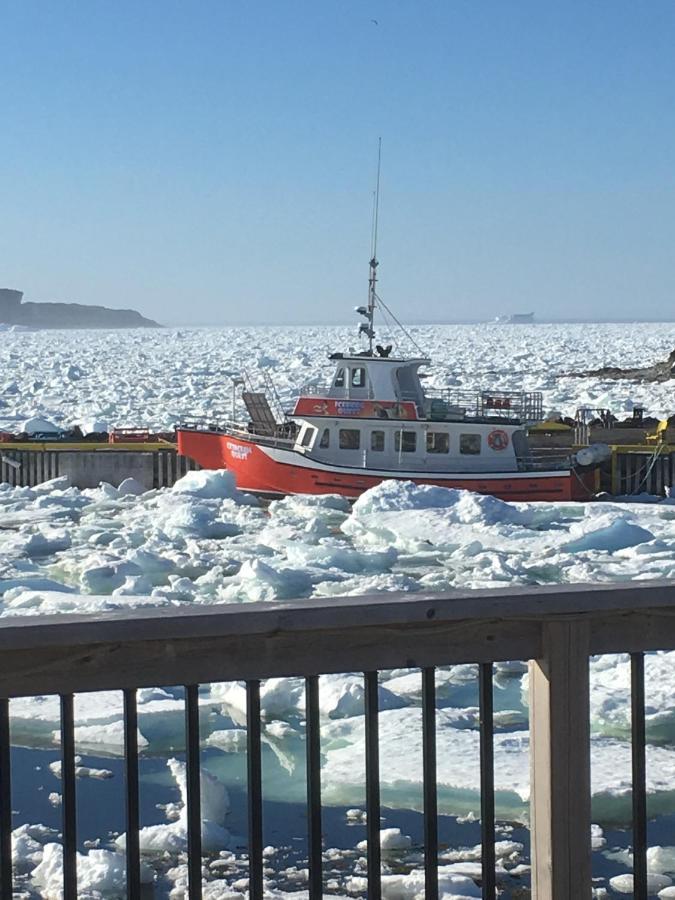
[176,419,298,448]
[298,382,376,400]
[299,382,333,396]
[298,386,545,423]
[423,389,545,424]
[516,447,573,472]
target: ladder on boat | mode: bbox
[242,392,279,436]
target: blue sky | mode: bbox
[2,1,675,324]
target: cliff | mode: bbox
[0,288,161,329]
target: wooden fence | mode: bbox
[1,580,674,899]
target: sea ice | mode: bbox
[562,516,654,552]
[356,828,413,852]
[116,758,230,854]
[2,322,675,431]
[609,872,673,894]
[31,843,154,897]
[22,417,59,435]
[649,847,675,875]
[172,469,257,505]
[4,325,675,882]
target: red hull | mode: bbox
[177,429,596,502]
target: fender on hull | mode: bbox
[177,429,593,502]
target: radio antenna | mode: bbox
[358,138,381,355]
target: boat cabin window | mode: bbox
[371,430,385,451]
[351,367,366,388]
[319,428,330,449]
[334,368,346,388]
[396,366,422,404]
[460,434,481,455]
[339,428,361,450]
[301,426,315,448]
[427,432,449,454]
[395,430,417,453]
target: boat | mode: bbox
[177,301,598,506]
[177,156,598,502]
[176,355,597,500]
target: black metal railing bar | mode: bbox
[631,652,647,900]
[305,675,323,900]
[185,684,202,900]
[60,693,77,900]
[123,688,141,900]
[421,667,438,900]
[0,699,11,899]
[479,663,496,900]
[364,671,381,900]
[246,680,264,900]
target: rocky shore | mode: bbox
[567,348,675,382]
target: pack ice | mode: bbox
[3,317,675,898]
[2,322,675,430]
[3,473,675,823]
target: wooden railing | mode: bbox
[1,580,674,899]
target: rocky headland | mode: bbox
[0,288,161,329]
[566,348,675,382]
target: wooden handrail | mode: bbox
[0,580,672,899]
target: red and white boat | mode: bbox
[177,360,595,502]
[177,254,598,502]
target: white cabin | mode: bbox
[325,354,429,408]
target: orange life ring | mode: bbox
[487,429,509,451]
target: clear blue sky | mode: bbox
[2,1,675,324]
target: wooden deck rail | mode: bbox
[1,580,674,899]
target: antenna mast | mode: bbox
[359,138,381,355]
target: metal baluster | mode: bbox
[364,671,381,900]
[247,680,264,900]
[422,667,438,900]
[185,684,202,900]
[61,694,77,900]
[123,689,141,900]
[0,699,12,898]
[479,664,495,900]
[631,653,647,900]
[305,675,323,899]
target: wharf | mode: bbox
[603,443,675,497]
[529,421,675,497]
[0,436,673,499]
[0,441,199,491]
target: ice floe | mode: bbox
[115,758,231,854]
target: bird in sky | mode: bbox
[371,19,378,25]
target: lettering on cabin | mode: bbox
[294,398,417,419]
[335,401,365,416]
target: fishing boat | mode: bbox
[176,289,599,505]
[177,153,599,502]
[176,350,597,500]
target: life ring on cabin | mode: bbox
[487,429,509,451]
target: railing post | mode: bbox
[529,620,591,899]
